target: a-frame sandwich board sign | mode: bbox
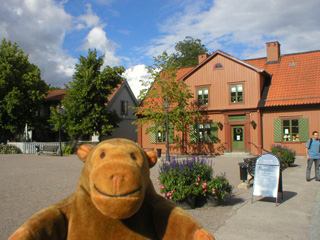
[252,153,283,205]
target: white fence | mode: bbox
[7,142,66,154]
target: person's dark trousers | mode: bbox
[306,158,320,181]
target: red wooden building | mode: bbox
[138,42,320,156]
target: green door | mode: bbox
[232,126,245,150]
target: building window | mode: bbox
[215,63,223,69]
[190,122,218,143]
[282,119,299,141]
[230,84,243,103]
[150,125,174,143]
[157,126,166,143]
[121,100,128,116]
[197,87,209,105]
[274,118,309,142]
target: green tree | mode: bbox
[172,36,208,68]
[50,49,125,144]
[137,37,208,103]
[0,38,49,143]
[134,51,202,154]
[48,86,62,91]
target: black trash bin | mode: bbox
[156,149,162,158]
[238,162,248,182]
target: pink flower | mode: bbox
[195,182,199,185]
[277,152,281,157]
[167,192,172,196]
[162,193,166,197]
[202,182,207,188]
[212,188,216,194]
[169,196,172,199]
[197,177,200,181]
[171,190,175,193]
[205,189,207,192]
[158,185,165,189]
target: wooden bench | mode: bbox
[40,145,59,155]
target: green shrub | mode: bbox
[0,145,22,154]
[62,145,73,155]
[271,145,296,166]
[206,175,233,200]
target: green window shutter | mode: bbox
[273,119,282,142]
[298,118,309,142]
[168,125,174,143]
[190,123,197,143]
[209,122,218,143]
[150,124,157,143]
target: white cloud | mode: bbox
[78,4,122,67]
[82,27,120,66]
[1,0,319,93]
[123,65,151,98]
[146,0,320,59]
[78,4,101,28]
[0,0,123,87]
[0,0,75,87]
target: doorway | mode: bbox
[231,125,245,151]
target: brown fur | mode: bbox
[9,138,214,240]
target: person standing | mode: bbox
[306,131,320,181]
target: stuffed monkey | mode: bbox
[9,138,214,240]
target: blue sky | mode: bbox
[1,0,320,97]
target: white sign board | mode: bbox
[252,153,281,203]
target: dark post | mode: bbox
[165,98,170,162]
[58,102,63,157]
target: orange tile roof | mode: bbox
[246,50,320,107]
[45,81,123,103]
[176,66,195,79]
[45,89,68,101]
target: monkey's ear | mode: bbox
[145,150,157,168]
[77,144,95,163]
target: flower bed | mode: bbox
[158,156,233,208]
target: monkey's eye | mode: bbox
[100,152,105,158]
[130,153,136,160]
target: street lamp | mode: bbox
[164,97,170,162]
[56,102,65,157]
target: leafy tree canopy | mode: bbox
[50,49,125,142]
[138,36,208,102]
[48,86,62,91]
[134,50,202,153]
[0,38,49,142]
[172,36,209,68]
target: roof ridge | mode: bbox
[279,49,320,57]
[266,95,320,101]
[245,49,320,61]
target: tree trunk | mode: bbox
[70,134,81,153]
[98,131,102,142]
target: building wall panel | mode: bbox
[262,109,320,155]
[185,55,262,111]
